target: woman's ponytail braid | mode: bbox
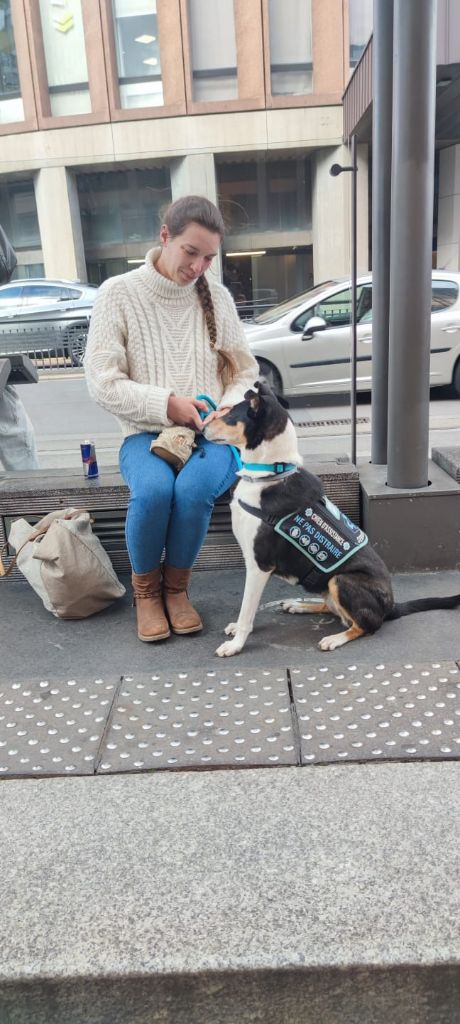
[195,274,236,384]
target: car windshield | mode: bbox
[253,281,338,324]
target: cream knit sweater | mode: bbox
[84,247,259,438]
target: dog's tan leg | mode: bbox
[318,577,365,651]
[319,622,365,651]
[282,598,329,615]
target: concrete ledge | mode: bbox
[0,763,459,1022]
[0,459,360,578]
[359,459,460,571]
[432,446,460,483]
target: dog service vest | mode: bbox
[238,494,368,577]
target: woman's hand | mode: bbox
[201,406,231,426]
[167,395,210,430]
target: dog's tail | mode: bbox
[386,593,460,621]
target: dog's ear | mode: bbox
[247,392,261,417]
[276,394,290,410]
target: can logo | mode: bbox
[80,440,99,479]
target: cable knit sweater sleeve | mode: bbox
[213,283,260,408]
[84,276,173,430]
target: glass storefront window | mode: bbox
[112,0,163,109]
[0,0,24,123]
[38,0,91,116]
[76,166,170,254]
[217,156,311,234]
[188,0,237,102]
[12,263,45,280]
[223,248,313,317]
[349,0,373,67]
[0,180,41,250]
[268,0,313,97]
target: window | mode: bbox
[0,181,41,250]
[188,0,238,102]
[349,0,373,67]
[313,286,370,326]
[111,0,163,109]
[268,0,313,97]
[292,285,370,332]
[0,283,23,306]
[0,0,24,123]
[22,284,69,305]
[38,0,91,116]
[217,156,311,234]
[431,280,458,311]
[77,168,171,251]
[12,263,45,280]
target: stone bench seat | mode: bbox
[0,458,360,579]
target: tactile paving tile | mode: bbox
[0,677,118,777]
[290,661,460,765]
[97,668,297,773]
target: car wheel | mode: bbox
[65,324,88,367]
[453,360,460,397]
[257,359,283,394]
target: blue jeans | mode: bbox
[119,432,238,573]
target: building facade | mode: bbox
[0,0,372,307]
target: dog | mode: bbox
[204,381,460,657]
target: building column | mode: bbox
[169,154,221,279]
[34,167,86,281]
[312,144,369,284]
[437,145,460,271]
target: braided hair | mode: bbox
[160,195,237,384]
[194,272,237,384]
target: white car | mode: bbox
[244,272,460,397]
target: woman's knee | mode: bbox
[130,475,174,516]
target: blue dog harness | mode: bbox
[238,493,368,586]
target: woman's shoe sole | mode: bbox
[138,630,170,642]
[169,623,203,635]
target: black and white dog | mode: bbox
[205,382,460,657]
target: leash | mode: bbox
[196,393,243,470]
[196,394,296,476]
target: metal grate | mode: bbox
[297,417,370,428]
[290,661,460,765]
[97,668,297,773]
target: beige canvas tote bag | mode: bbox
[0,508,125,618]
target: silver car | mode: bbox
[0,278,98,367]
[244,272,460,397]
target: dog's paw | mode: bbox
[224,622,238,636]
[216,638,243,657]
[282,599,304,614]
[319,632,348,651]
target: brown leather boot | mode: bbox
[163,566,203,635]
[132,568,170,642]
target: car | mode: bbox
[0,278,98,367]
[243,271,460,397]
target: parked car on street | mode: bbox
[244,271,460,397]
[0,279,98,367]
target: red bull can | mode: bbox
[80,440,99,479]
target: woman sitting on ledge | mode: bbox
[84,194,258,643]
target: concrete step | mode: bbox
[0,762,459,1022]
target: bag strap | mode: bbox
[0,508,92,577]
[0,522,52,577]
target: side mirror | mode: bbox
[302,315,327,339]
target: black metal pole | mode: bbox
[350,134,358,467]
[329,141,358,466]
[387,0,436,488]
[371,0,394,465]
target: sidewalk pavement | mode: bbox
[2,568,460,1022]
